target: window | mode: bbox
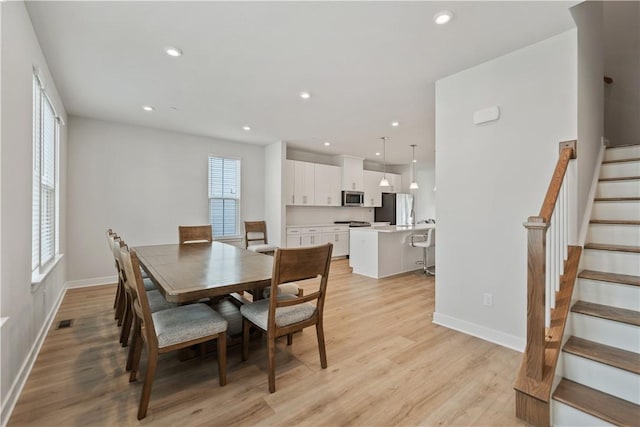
[32,72,60,277]
[208,156,241,238]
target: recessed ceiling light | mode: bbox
[299,91,312,100]
[413,159,417,163]
[391,121,400,127]
[375,152,381,156]
[242,125,252,131]
[142,105,154,111]
[433,10,454,25]
[165,47,183,57]
[324,141,331,146]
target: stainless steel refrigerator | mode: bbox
[374,193,414,225]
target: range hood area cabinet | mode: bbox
[338,155,364,191]
[285,159,341,206]
[363,170,402,207]
[363,170,383,207]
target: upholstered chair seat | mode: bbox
[142,277,156,291]
[247,243,279,253]
[146,289,176,313]
[240,294,316,330]
[152,303,228,348]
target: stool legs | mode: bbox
[425,246,435,276]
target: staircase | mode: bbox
[552,144,640,426]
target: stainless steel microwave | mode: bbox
[342,190,364,207]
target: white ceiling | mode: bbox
[26,1,579,165]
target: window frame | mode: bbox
[32,71,61,283]
[208,155,242,239]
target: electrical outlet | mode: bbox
[483,293,493,307]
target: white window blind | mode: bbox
[32,72,59,275]
[208,156,241,238]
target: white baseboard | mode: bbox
[65,275,117,289]
[432,312,525,353]
[1,287,67,427]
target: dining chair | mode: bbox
[178,225,213,244]
[112,239,174,348]
[244,221,278,254]
[244,221,302,298]
[241,243,333,393]
[106,230,128,325]
[410,228,435,275]
[122,247,228,420]
[106,229,119,309]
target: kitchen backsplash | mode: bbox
[286,206,374,225]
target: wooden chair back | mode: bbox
[178,225,213,244]
[268,243,333,332]
[120,247,159,350]
[244,221,268,249]
[241,243,333,392]
[108,231,127,321]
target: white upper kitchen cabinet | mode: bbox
[363,170,383,207]
[315,163,341,206]
[286,160,315,206]
[285,160,296,206]
[338,156,364,191]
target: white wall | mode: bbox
[571,1,605,234]
[434,30,577,351]
[396,163,436,222]
[66,116,265,284]
[1,2,68,423]
[603,1,639,147]
[264,141,286,246]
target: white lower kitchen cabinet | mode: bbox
[321,225,349,257]
[286,226,322,247]
[286,225,350,257]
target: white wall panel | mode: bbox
[434,30,578,347]
[66,117,265,282]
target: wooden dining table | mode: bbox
[133,241,273,303]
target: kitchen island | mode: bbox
[349,224,435,279]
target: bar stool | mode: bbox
[410,228,435,275]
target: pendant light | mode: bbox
[379,137,390,187]
[409,144,419,189]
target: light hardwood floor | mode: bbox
[9,259,526,426]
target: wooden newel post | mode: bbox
[523,216,548,381]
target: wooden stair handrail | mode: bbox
[515,139,578,427]
[539,140,577,222]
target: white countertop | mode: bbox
[350,224,434,233]
[286,223,349,228]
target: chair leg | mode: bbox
[115,283,125,324]
[119,295,132,347]
[217,333,227,386]
[126,316,140,372]
[287,333,293,345]
[129,328,144,382]
[241,319,250,361]
[316,321,328,369]
[113,280,121,309]
[267,333,276,393]
[137,351,158,420]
